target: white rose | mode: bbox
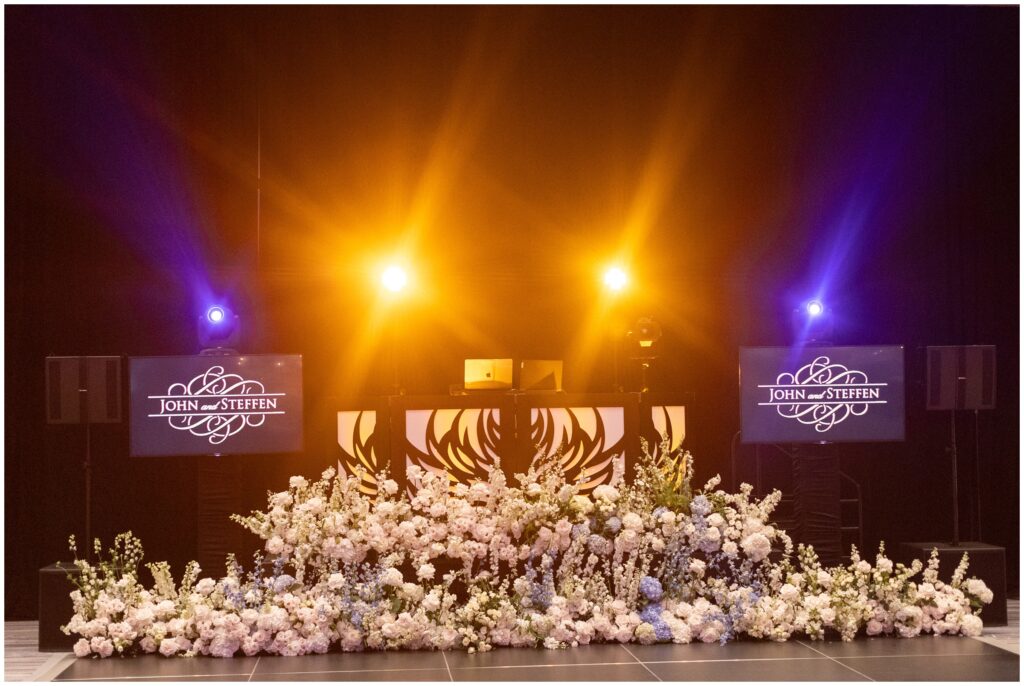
[779,583,799,602]
[966,579,994,605]
[195,578,217,596]
[740,533,771,562]
[571,495,594,515]
[422,592,441,612]
[622,513,644,531]
[960,613,983,637]
[159,638,180,657]
[592,485,620,502]
[266,536,285,555]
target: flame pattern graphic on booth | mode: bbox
[760,356,888,433]
[338,405,684,495]
[336,411,379,495]
[405,408,502,488]
[530,407,624,492]
[147,366,286,445]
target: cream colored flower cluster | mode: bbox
[63,444,993,658]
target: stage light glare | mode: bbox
[381,265,408,293]
[806,300,825,317]
[206,306,226,324]
[604,266,628,292]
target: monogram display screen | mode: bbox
[740,346,904,444]
[129,355,303,456]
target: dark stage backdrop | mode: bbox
[6,5,1019,618]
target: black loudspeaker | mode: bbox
[926,346,996,411]
[45,356,122,424]
[38,564,79,651]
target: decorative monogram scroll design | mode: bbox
[405,408,501,488]
[530,407,624,492]
[337,411,379,495]
[759,356,888,433]
[147,366,284,445]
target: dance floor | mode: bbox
[47,636,1019,682]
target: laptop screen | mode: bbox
[520,359,563,392]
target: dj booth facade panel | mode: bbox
[337,393,687,494]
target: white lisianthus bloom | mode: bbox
[816,570,832,589]
[779,583,799,602]
[876,557,894,573]
[289,476,307,489]
[856,560,872,574]
[526,483,543,497]
[327,573,345,590]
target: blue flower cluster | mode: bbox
[690,494,712,516]
[639,602,673,641]
[639,575,663,602]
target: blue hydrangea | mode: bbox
[273,574,296,593]
[639,575,664,602]
[654,621,673,642]
[691,495,712,516]
[605,516,622,534]
[639,602,663,624]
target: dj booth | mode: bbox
[335,393,688,495]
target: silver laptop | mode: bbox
[464,359,514,390]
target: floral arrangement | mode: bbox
[62,440,993,658]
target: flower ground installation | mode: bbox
[62,440,993,659]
